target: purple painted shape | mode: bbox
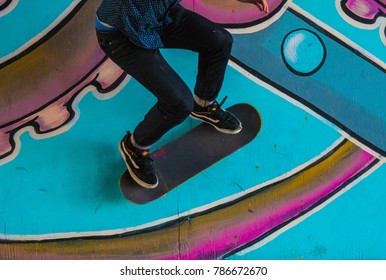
[162,148,376,259]
[180,0,289,25]
[344,0,386,21]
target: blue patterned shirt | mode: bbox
[96,0,180,49]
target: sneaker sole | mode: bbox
[190,114,243,135]
[118,141,158,189]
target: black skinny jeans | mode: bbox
[96,5,233,146]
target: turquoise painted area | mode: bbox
[0,50,339,235]
[0,0,73,58]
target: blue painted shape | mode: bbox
[282,28,326,75]
[231,8,386,155]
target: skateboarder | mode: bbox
[95,0,269,189]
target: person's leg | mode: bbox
[161,5,233,103]
[159,6,242,134]
[96,29,194,188]
[96,29,194,147]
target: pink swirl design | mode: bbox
[342,0,386,21]
[0,0,125,164]
[340,0,386,43]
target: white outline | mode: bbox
[0,0,18,17]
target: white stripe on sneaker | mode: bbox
[190,112,220,123]
[122,142,140,169]
[190,114,242,134]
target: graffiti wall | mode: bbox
[0,0,385,259]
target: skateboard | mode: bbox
[119,103,262,204]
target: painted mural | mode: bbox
[0,0,385,259]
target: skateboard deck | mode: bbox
[119,103,262,204]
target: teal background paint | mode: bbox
[1,0,386,259]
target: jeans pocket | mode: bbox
[110,39,128,54]
[96,30,124,48]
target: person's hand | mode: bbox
[238,0,269,13]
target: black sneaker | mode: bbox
[119,132,158,189]
[190,96,242,134]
